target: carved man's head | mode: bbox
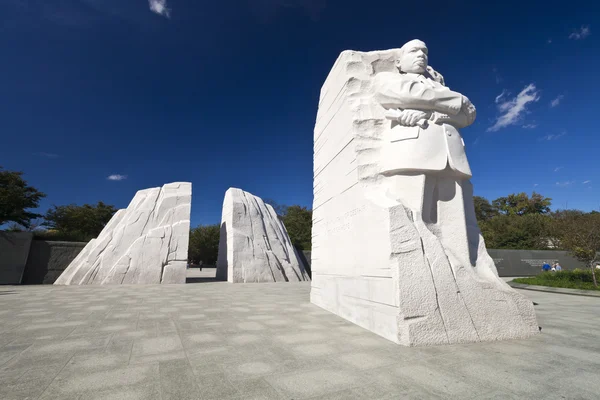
[397,39,428,74]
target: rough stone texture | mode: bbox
[0,232,33,284]
[0,282,598,399]
[23,241,87,284]
[54,182,191,285]
[310,47,539,346]
[216,188,310,283]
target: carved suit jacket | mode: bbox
[373,71,473,178]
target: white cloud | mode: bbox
[540,131,567,141]
[148,0,170,18]
[495,90,508,104]
[583,180,591,184]
[533,183,539,187]
[556,181,575,187]
[553,166,563,172]
[550,95,564,108]
[107,174,127,181]
[487,84,541,132]
[522,123,537,129]
[569,25,591,40]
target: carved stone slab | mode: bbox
[54,182,191,285]
[216,188,310,283]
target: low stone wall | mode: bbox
[23,241,87,284]
[0,232,33,284]
[2,237,592,284]
[303,249,587,277]
[488,249,588,276]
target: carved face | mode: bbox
[397,40,428,74]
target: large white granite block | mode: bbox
[216,188,310,283]
[54,182,191,285]
[310,40,539,346]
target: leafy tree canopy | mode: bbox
[552,211,600,287]
[473,196,499,222]
[281,205,312,251]
[492,192,552,216]
[188,224,220,265]
[0,167,46,229]
[43,202,117,240]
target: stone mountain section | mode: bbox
[54,182,191,285]
[216,188,310,283]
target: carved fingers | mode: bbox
[396,109,429,126]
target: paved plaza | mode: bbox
[1,275,599,399]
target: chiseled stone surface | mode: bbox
[310,41,539,346]
[216,188,309,283]
[54,182,191,285]
[0,282,598,399]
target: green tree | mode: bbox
[0,167,46,229]
[473,196,498,222]
[552,211,600,287]
[282,205,312,250]
[264,198,288,217]
[492,192,551,216]
[188,224,220,265]
[479,214,552,250]
[43,202,117,240]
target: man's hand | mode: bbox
[396,109,429,126]
[461,95,476,125]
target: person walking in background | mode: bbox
[555,262,562,272]
[542,262,551,272]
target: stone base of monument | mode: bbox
[54,182,191,285]
[310,46,539,346]
[216,188,310,283]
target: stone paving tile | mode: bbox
[1,282,600,399]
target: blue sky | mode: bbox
[1,0,598,227]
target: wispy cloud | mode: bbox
[107,174,127,181]
[533,183,539,187]
[540,131,567,141]
[488,84,540,132]
[569,25,591,40]
[583,180,591,184]
[35,152,59,158]
[148,0,170,18]
[556,181,576,187]
[553,167,563,172]
[550,95,564,108]
[495,89,508,104]
[522,123,537,129]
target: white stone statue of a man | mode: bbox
[310,39,539,345]
[373,39,482,269]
